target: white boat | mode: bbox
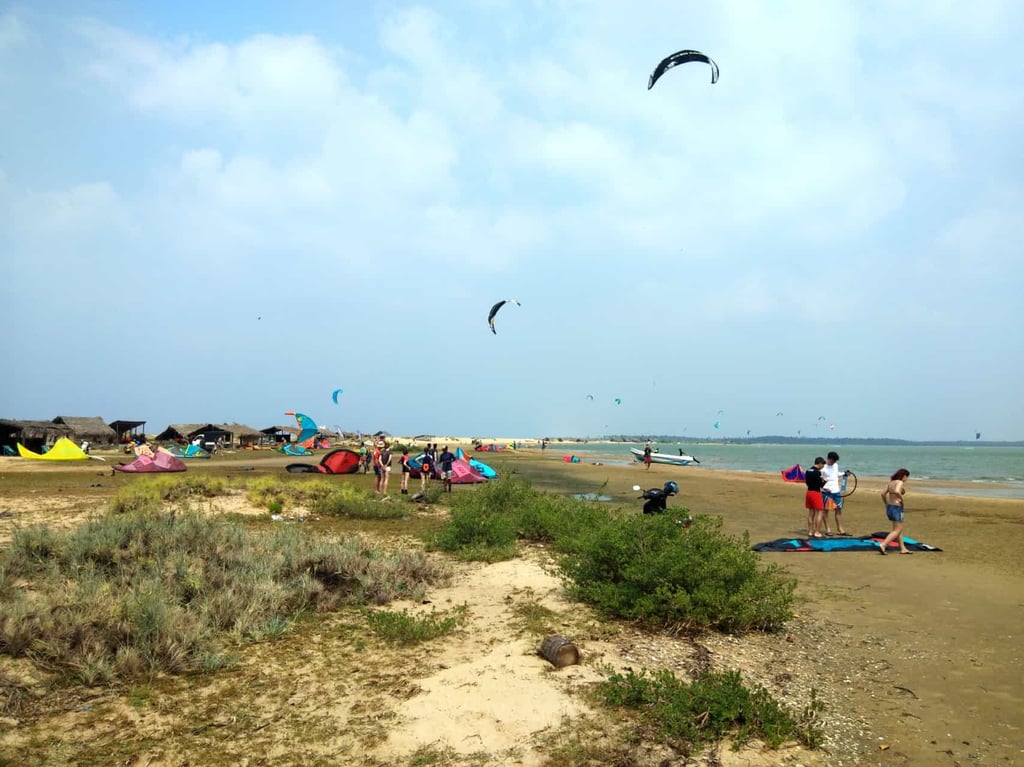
[630,447,699,466]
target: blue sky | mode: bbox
[1,1,1022,441]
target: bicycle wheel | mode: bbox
[840,470,858,498]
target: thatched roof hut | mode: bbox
[52,416,116,444]
[0,419,72,451]
[156,424,211,442]
[218,423,262,448]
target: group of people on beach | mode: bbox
[358,441,459,496]
[803,451,911,554]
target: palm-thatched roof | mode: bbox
[156,424,211,441]
[0,419,71,442]
[217,423,262,438]
[52,416,116,442]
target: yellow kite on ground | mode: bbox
[17,437,98,461]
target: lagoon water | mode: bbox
[545,442,1024,499]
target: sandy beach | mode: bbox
[1,447,1022,766]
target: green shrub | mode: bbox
[556,514,795,632]
[428,476,606,561]
[108,475,230,514]
[598,667,822,754]
[365,604,467,646]
[0,511,448,685]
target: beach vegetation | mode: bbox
[429,477,794,632]
[426,475,607,561]
[0,509,448,686]
[557,513,795,632]
[364,604,468,646]
[597,666,822,755]
[107,474,231,514]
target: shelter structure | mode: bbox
[109,420,147,443]
[0,419,72,453]
[155,423,260,449]
[52,416,116,445]
[260,425,299,447]
[219,423,262,449]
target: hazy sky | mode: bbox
[2,1,1022,441]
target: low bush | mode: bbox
[430,477,793,633]
[0,510,448,685]
[557,513,795,632]
[598,667,823,754]
[365,604,468,646]
[427,475,606,561]
[108,475,230,514]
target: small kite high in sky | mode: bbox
[487,299,521,335]
[331,388,344,404]
[648,49,719,89]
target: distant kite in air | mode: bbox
[586,394,595,400]
[331,388,344,405]
[487,299,521,335]
[648,49,719,89]
[614,398,622,405]
[776,411,784,417]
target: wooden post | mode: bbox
[539,635,580,667]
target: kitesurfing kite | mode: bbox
[331,388,344,404]
[487,299,521,335]
[585,394,594,400]
[614,398,622,405]
[648,49,719,89]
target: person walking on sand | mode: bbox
[821,451,848,535]
[878,468,911,555]
[439,445,456,493]
[643,442,652,470]
[400,448,411,494]
[804,456,827,537]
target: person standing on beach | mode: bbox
[372,441,384,493]
[439,445,456,492]
[879,468,911,554]
[379,441,393,495]
[400,448,411,494]
[821,451,848,535]
[643,442,653,470]
[804,456,827,537]
[419,451,433,492]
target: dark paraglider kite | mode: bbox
[648,49,719,89]
[487,299,521,335]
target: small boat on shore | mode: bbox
[630,448,699,466]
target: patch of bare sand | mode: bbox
[371,556,601,762]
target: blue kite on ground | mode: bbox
[753,533,942,553]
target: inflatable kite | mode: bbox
[487,299,520,335]
[114,451,187,473]
[753,533,942,553]
[285,448,362,474]
[17,437,100,461]
[648,50,719,89]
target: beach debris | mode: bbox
[487,298,521,335]
[539,635,581,668]
[648,49,719,89]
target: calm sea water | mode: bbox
[544,442,1024,499]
